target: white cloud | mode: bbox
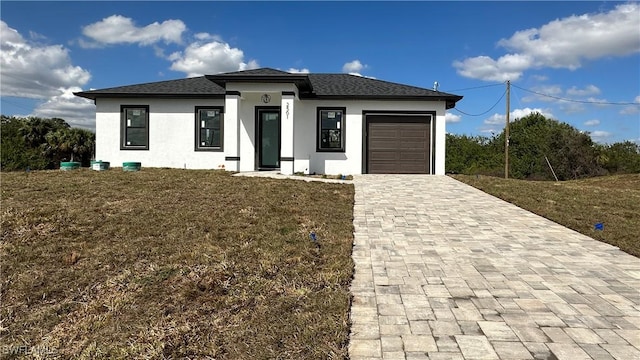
[586,97,610,107]
[566,85,600,97]
[558,101,586,114]
[238,60,260,71]
[342,59,367,73]
[32,87,96,130]
[521,84,609,113]
[454,3,640,81]
[583,119,600,126]
[169,41,259,77]
[81,15,186,47]
[29,30,47,41]
[620,95,640,115]
[621,105,640,115]
[522,85,563,103]
[484,107,553,125]
[287,68,310,74]
[79,15,259,78]
[589,130,612,143]
[0,21,91,99]
[453,54,532,82]
[194,32,221,42]
[531,74,548,82]
[445,112,461,123]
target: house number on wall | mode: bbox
[261,94,271,103]
[286,103,290,119]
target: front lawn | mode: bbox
[1,169,355,359]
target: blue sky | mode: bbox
[1,1,639,144]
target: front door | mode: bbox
[256,108,281,169]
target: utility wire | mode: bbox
[511,84,639,106]
[443,82,505,92]
[453,89,507,117]
[511,85,524,110]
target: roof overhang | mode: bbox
[299,94,463,108]
[205,74,314,93]
[73,92,225,100]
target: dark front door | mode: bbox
[256,108,281,169]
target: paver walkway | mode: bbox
[349,175,640,360]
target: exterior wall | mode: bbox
[95,92,447,174]
[95,98,225,169]
[292,99,447,175]
[434,110,447,175]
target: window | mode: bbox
[121,105,149,150]
[317,107,346,152]
[195,107,223,151]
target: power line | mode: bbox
[511,84,524,110]
[453,89,507,117]
[443,82,505,92]
[511,84,640,106]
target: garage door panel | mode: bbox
[370,140,402,149]
[370,129,399,138]
[367,115,431,174]
[369,151,398,160]
[400,140,427,150]
[370,161,428,174]
[399,130,428,138]
[399,151,427,160]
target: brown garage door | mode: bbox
[367,115,431,174]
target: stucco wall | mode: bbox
[95,98,226,169]
[95,95,447,174]
[291,99,446,175]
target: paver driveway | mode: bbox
[348,175,640,360]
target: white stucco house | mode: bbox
[75,68,462,175]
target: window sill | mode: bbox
[316,148,345,153]
[195,147,223,152]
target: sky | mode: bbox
[1,1,639,145]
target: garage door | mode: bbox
[366,115,431,174]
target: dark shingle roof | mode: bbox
[75,77,225,99]
[75,68,462,107]
[307,73,459,100]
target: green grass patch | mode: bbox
[1,168,355,359]
[450,174,640,257]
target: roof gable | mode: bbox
[213,68,292,76]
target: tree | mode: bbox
[490,113,606,180]
[597,141,640,174]
[1,115,95,171]
[446,134,502,175]
[445,113,634,180]
[44,127,95,164]
[18,117,69,148]
[1,116,48,171]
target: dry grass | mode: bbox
[450,174,640,257]
[1,168,355,359]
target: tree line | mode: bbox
[446,112,640,180]
[1,115,95,171]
